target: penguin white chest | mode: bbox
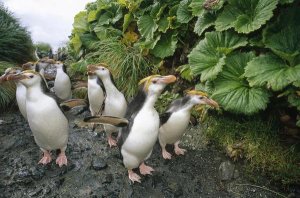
[26,93,68,151]
[159,110,190,144]
[54,70,72,100]
[16,83,27,120]
[88,79,104,115]
[103,92,127,117]
[122,107,159,163]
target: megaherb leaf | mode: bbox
[137,15,158,40]
[70,34,82,53]
[194,12,217,36]
[263,8,300,65]
[212,52,270,115]
[177,0,193,23]
[215,0,278,34]
[87,10,99,22]
[188,31,247,81]
[151,31,178,58]
[189,0,206,16]
[73,11,88,33]
[245,54,300,91]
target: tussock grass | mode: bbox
[204,113,300,185]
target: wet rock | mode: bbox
[103,174,113,184]
[15,167,32,184]
[30,166,45,180]
[28,188,42,197]
[219,161,235,181]
[91,158,107,170]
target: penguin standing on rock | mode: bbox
[87,64,105,117]
[118,75,176,183]
[159,90,219,159]
[89,63,127,147]
[0,67,27,120]
[54,61,72,100]
[5,70,69,166]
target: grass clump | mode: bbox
[203,113,300,185]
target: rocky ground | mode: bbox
[0,110,294,198]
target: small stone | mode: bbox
[103,174,113,184]
[28,188,42,197]
[219,161,235,181]
[91,158,108,170]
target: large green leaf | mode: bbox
[80,34,98,50]
[189,0,206,16]
[263,8,300,65]
[177,0,193,23]
[122,13,133,32]
[215,0,279,34]
[70,34,82,53]
[87,10,99,23]
[137,15,158,40]
[73,11,88,33]
[245,54,300,91]
[94,25,122,40]
[188,31,248,81]
[158,17,170,33]
[288,92,300,111]
[212,52,270,115]
[194,12,217,36]
[151,31,178,58]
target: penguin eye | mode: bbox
[152,80,157,84]
[29,75,34,78]
[199,96,204,99]
[101,68,105,71]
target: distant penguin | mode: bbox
[90,63,127,147]
[86,64,105,117]
[36,58,55,76]
[159,90,219,159]
[53,61,72,100]
[22,62,36,71]
[118,75,176,183]
[6,70,69,167]
[0,67,27,120]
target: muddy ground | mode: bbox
[0,111,296,198]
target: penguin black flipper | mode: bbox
[118,87,146,148]
[97,76,106,114]
[159,112,172,126]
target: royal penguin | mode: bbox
[53,61,72,100]
[6,70,69,166]
[90,63,127,147]
[22,62,36,71]
[86,64,105,117]
[36,58,55,76]
[118,75,176,183]
[159,90,219,159]
[0,67,27,120]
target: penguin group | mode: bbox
[0,61,219,183]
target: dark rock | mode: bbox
[91,158,108,171]
[103,174,113,184]
[219,161,235,181]
[167,179,183,197]
[28,188,42,197]
[30,166,45,180]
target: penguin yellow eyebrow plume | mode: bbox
[138,75,161,91]
[187,90,208,97]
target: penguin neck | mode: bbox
[101,76,117,94]
[26,84,44,101]
[143,93,158,109]
[56,67,64,74]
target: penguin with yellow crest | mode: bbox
[159,90,219,160]
[118,75,176,183]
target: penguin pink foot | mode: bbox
[56,151,68,167]
[174,143,187,156]
[162,148,172,159]
[128,170,141,183]
[108,135,117,148]
[38,151,52,165]
[139,162,154,175]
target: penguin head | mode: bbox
[36,58,55,70]
[22,62,35,70]
[53,61,63,68]
[0,67,23,82]
[10,70,43,87]
[139,75,176,96]
[87,63,111,78]
[187,90,219,108]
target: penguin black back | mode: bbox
[159,96,191,126]
[97,76,106,113]
[62,64,67,73]
[118,86,147,148]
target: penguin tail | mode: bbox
[83,116,128,127]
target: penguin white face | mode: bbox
[94,66,110,78]
[54,61,64,69]
[14,71,42,87]
[140,75,177,96]
[189,94,219,108]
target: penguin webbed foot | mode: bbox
[56,152,68,167]
[108,135,117,148]
[128,170,141,183]
[139,162,154,175]
[162,149,172,160]
[38,151,52,165]
[174,145,187,156]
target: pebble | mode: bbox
[91,158,108,170]
[219,161,236,181]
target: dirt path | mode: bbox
[0,111,287,198]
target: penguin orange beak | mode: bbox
[2,73,28,81]
[203,98,219,108]
[159,75,177,84]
